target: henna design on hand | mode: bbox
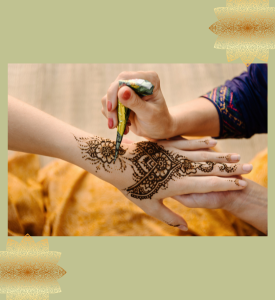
[200,140,210,145]
[228,179,240,186]
[74,136,127,173]
[75,137,238,200]
[218,154,231,162]
[125,142,237,200]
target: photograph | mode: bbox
[8,63,267,236]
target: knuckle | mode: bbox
[149,71,160,81]
[118,71,129,79]
[131,95,140,107]
[101,108,106,117]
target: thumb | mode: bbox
[118,86,149,115]
[142,200,189,232]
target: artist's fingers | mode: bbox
[159,138,217,150]
[124,125,129,135]
[181,151,241,163]
[106,81,119,128]
[140,199,188,231]
[190,162,253,176]
[174,176,247,196]
[101,95,107,118]
[118,86,150,116]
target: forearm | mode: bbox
[169,97,220,137]
[8,95,113,181]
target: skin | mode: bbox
[101,71,220,138]
[101,71,267,234]
[8,95,252,231]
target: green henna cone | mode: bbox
[114,79,154,162]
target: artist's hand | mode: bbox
[107,138,253,232]
[101,71,174,139]
[173,178,267,234]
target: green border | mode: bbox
[1,1,273,300]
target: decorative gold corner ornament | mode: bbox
[209,0,275,66]
[0,234,66,300]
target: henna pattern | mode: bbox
[228,179,240,186]
[218,154,231,162]
[75,137,238,199]
[74,136,127,173]
[125,141,237,200]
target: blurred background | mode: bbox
[8,64,267,166]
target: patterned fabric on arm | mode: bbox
[201,64,267,139]
[201,85,246,139]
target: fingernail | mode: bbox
[122,90,131,100]
[242,164,253,172]
[107,101,112,112]
[238,180,247,187]
[209,140,217,146]
[179,225,188,231]
[231,154,241,161]
[108,118,113,129]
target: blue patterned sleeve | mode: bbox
[200,64,267,139]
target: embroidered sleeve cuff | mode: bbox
[200,85,246,139]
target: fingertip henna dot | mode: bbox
[218,154,231,162]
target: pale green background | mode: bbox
[1,1,274,300]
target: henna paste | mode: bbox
[125,141,237,200]
[218,154,231,162]
[228,179,240,186]
[74,136,127,173]
[75,137,238,200]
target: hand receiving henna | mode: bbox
[74,136,252,231]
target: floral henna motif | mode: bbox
[74,136,127,173]
[125,142,237,200]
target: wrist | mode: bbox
[168,109,184,138]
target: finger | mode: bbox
[158,138,217,150]
[181,151,241,163]
[174,176,247,196]
[118,86,151,116]
[106,81,119,128]
[141,200,188,231]
[188,162,253,176]
[101,95,107,118]
[124,125,129,135]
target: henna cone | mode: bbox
[114,79,154,162]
